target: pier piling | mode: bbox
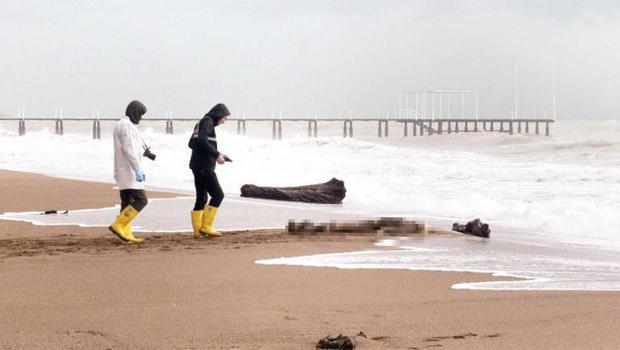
[18,120,25,136]
[92,120,101,139]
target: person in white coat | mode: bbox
[108,100,149,243]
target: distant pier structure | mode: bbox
[2,90,554,139]
[395,89,553,137]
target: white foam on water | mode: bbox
[1,121,618,248]
[256,235,620,291]
[2,119,620,290]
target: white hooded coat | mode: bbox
[113,116,144,190]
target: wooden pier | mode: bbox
[0,117,555,139]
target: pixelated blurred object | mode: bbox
[240,178,346,204]
[452,218,490,238]
[288,217,426,236]
[316,332,366,349]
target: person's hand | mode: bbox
[135,169,146,182]
[216,154,225,164]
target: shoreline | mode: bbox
[2,169,620,349]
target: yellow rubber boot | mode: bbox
[125,223,141,243]
[199,205,222,237]
[191,210,203,239]
[108,205,145,243]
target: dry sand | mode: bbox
[1,170,620,349]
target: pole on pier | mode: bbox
[431,93,436,120]
[525,121,529,133]
[475,92,480,120]
[552,67,557,121]
[403,121,408,137]
[448,121,452,134]
[514,63,519,120]
[438,121,443,135]
[439,94,443,119]
[509,121,514,135]
[377,120,382,137]
[535,121,540,135]
[455,121,460,133]
[464,121,469,132]
[412,121,417,136]
[545,122,550,136]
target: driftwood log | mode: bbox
[289,217,427,236]
[240,178,346,204]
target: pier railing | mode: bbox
[0,117,555,139]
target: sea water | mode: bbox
[1,119,619,290]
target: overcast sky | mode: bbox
[0,0,618,119]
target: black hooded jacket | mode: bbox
[188,103,230,170]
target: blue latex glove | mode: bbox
[135,169,145,182]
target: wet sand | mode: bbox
[1,170,620,349]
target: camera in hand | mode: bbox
[143,147,157,161]
[223,155,232,162]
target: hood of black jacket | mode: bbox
[205,103,230,125]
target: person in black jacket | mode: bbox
[188,103,230,239]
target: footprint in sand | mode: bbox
[424,332,478,342]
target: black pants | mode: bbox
[192,169,224,210]
[120,189,148,212]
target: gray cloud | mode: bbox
[0,0,618,119]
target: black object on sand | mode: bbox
[316,332,366,349]
[240,178,346,204]
[452,218,490,238]
[43,210,69,215]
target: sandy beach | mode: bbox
[1,170,619,349]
